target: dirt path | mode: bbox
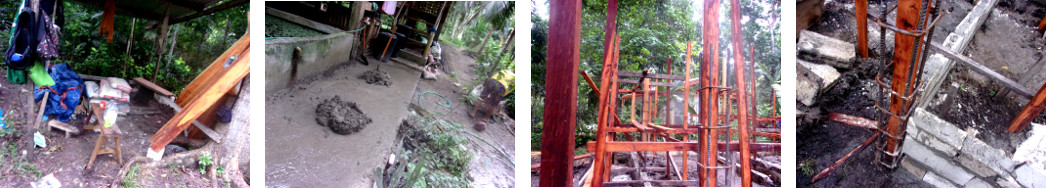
[412,43,516,187]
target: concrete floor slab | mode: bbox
[265,60,422,187]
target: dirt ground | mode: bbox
[411,43,516,187]
[265,43,514,187]
[798,0,1046,187]
[0,68,217,187]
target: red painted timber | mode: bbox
[730,0,752,185]
[538,0,582,185]
[1009,83,1046,132]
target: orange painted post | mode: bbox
[1009,83,1046,132]
[683,42,692,181]
[538,0,582,185]
[881,0,931,167]
[700,0,720,185]
[1038,15,1046,30]
[731,0,753,185]
[856,0,869,58]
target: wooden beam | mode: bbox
[929,42,1034,97]
[132,77,174,97]
[149,47,250,151]
[617,71,685,80]
[586,141,781,153]
[601,180,700,187]
[1009,83,1046,132]
[538,0,582,185]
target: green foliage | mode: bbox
[198,154,214,175]
[0,1,248,94]
[800,159,817,176]
[122,165,142,188]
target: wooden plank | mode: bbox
[265,7,342,34]
[917,0,998,108]
[617,71,685,80]
[602,180,700,187]
[586,141,781,153]
[175,33,250,107]
[538,0,582,185]
[149,47,250,151]
[699,0,720,184]
[132,77,174,96]
[930,42,1034,97]
[616,79,673,87]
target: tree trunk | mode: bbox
[487,29,514,77]
[455,3,483,40]
[122,18,136,75]
[471,30,493,52]
[222,14,232,48]
[165,25,179,67]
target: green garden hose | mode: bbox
[420,91,452,108]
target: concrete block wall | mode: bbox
[901,108,1042,187]
[264,32,357,95]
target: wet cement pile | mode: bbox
[315,96,373,135]
[359,67,393,87]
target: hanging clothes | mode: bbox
[99,0,115,43]
[381,1,397,15]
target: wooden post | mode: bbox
[700,0,720,185]
[538,0,582,186]
[152,8,169,82]
[856,0,869,58]
[1038,15,1046,31]
[1009,83,1046,132]
[883,0,930,166]
[683,42,692,182]
[730,1,753,185]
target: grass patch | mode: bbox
[122,165,141,188]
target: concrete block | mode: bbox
[798,30,856,69]
[960,135,1016,178]
[908,108,968,155]
[901,156,928,178]
[1014,123,1046,166]
[1014,164,1046,188]
[996,177,1022,188]
[797,70,820,106]
[797,60,840,106]
[963,178,992,188]
[903,136,975,185]
[921,133,961,157]
[956,154,998,177]
[923,172,959,188]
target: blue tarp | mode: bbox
[34,63,84,122]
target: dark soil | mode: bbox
[359,67,393,87]
[315,96,372,135]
